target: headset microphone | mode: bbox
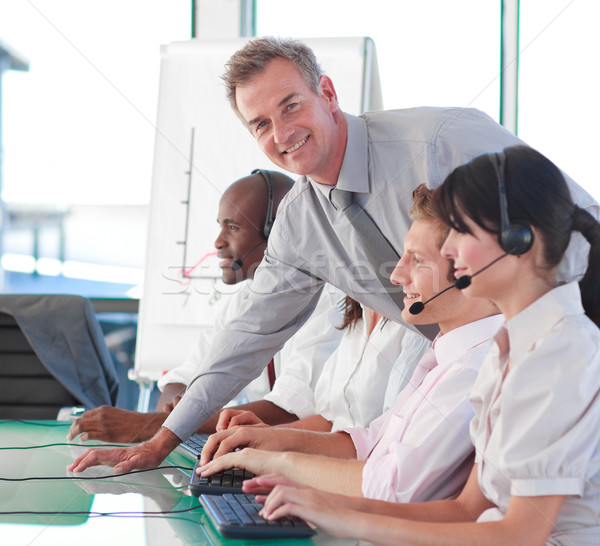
[408,282,460,315]
[408,252,509,315]
[230,240,267,271]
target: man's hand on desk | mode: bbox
[67,427,181,474]
[67,406,168,443]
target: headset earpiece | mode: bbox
[499,221,533,256]
[251,169,275,240]
[494,153,534,256]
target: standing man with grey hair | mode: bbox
[69,37,598,474]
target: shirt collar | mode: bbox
[310,112,369,199]
[434,314,504,369]
[505,281,584,365]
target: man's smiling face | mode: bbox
[235,58,345,186]
[390,219,459,332]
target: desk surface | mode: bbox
[0,421,355,546]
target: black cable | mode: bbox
[0,465,194,482]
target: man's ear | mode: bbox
[319,75,339,112]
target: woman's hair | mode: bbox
[338,296,363,331]
[337,296,389,332]
[434,145,600,326]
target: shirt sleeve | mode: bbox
[162,213,326,441]
[263,286,344,419]
[489,319,600,497]
[346,409,391,461]
[361,364,479,503]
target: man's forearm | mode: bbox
[151,426,185,458]
[276,414,332,431]
[197,400,297,434]
[282,429,357,458]
[237,400,298,425]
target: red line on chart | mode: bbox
[182,250,218,278]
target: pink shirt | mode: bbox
[346,314,503,503]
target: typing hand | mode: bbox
[259,482,356,538]
[242,473,299,496]
[67,406,167,443]
[197,448,282,479]
[216,408,267,431]
[200,426,298,466]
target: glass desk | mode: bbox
[0,421,356,545]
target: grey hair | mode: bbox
[222,36,324,115]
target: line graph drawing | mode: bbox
[173,127,221,288]
[178,126,195,278]
[136,37,372,376]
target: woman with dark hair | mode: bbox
[247,145,600,545]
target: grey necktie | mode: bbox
[331,188,403,306]
[331,187,439,341]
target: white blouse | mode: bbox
[313,314,431,431]
[158,283,345,419]
[471,282,600,544]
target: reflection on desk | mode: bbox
[0,420,355,545]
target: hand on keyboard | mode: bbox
[190,456,254,496]
[199,425,301,465]
[200,493,315,539]
[197,447,282,482]
[258,481,356,539]
[241,472,299,496]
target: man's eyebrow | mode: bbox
[247,115,261,128]
[217,218,239,226]
[247,93,297,128]
[277,92,296,108]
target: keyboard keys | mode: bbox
[200,493,315,539]
[189,457,255,496]
[179,432,210,457]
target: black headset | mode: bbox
[493,152,534,256]
[251,169,275,240]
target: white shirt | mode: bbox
[313,314,430,431]
[165,107,599,440]
[158,282,345,417]
[348,314,504,503]
[472,283,600,544]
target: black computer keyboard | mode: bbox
[179,432,210,458]
[190,456,255,496]
[200,493,315,539]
